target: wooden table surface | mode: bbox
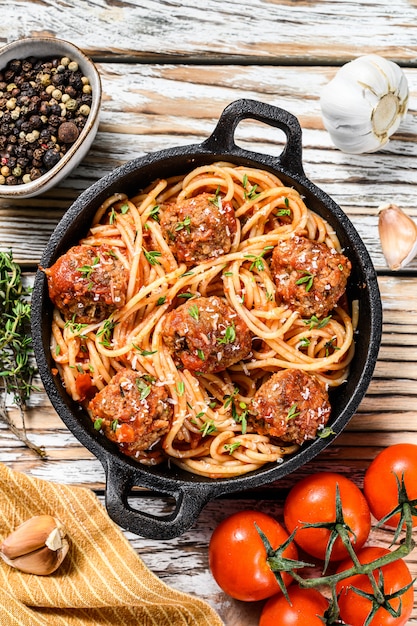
[1,1,416,624]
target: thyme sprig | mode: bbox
[0,251,45,458]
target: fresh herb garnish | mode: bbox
[286,403,300,421]
[224,441,241,454]
[94,418,104,431]
[295,271,314,292]
[77,256,100,279]
[97,318,118,347]
[304,314,332,330]
[217,322,236,344]
[244,246,274,272]
[135,378,151,400]
[200,420,217,437]
[0,251,45,457]
[188,304,199,321]
[175,216,191,233]
[142,248,162,266]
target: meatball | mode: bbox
[44,244,128,324]
[271,235,351,318]
[161,295,252,373]
[89,368,173,455]
[159,192,237,266]
[248,369,331,446]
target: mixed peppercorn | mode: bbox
[0,54,93,186]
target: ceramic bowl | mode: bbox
[0,37,101,198]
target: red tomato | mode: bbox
[116,423,136,443]
[336,546,414,626]
[364,443,417,528]
[259,586,329,626]
[75,372,93,401]
[283,472,371,562]
[208,510,298,601]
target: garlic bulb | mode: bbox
[0,515,69,575]
[378,203,417,270]
[320,55,409,154]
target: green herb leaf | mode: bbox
[304,314,332,330]
[94,418,104,431]
[200,420,217,436]
[286,403,300,421]
[0,252,45,456]
[295,271,314,292]
[175,215,191,233]
[188,304,199,321]
[135,378,152,400]
[142,248,162,266]
[217,322,236,344]
[224,441,241,454]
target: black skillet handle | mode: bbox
[104,457,213,539]
[202,98,305,178]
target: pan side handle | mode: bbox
[202,98,305,177]
[104,458,213,539]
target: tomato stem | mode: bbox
[288,496,416,625]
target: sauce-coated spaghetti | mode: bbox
[45,162,355,478]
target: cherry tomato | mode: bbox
[283,472,371,562]
[336,546,414,626]
[208,510,298,601]
[364,443,417,528]
[259,586,329,626]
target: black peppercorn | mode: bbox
[43,148,61,170]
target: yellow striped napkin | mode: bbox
[0,463,224,625]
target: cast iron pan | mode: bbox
[32,99,382,539]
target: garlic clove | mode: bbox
[0,514,69,575]
[378,203,417,270]
[0,540,69,576]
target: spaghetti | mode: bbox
[46,162,355,478]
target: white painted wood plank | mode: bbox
[2,0,417,62]
[1,63,417,271]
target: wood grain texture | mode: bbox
[1,2,417,623]
[1,63,417,272]
[2,0,417,63]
